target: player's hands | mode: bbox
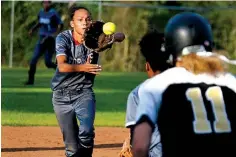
[78,55,102,75]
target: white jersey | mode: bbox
[125,83,162,157]
[136,67,236,127]
[135,67,236,157]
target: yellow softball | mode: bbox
[103,22,116,35]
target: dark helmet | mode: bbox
[164,12,213,57]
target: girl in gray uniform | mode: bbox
[51,6,101,157]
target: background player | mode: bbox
[25,0,63,85]
[121,31,166,157]
[132,12,236,157]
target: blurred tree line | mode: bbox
[1,1,236,71]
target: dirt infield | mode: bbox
[2,126,129,157]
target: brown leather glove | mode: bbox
[118,136,133,157]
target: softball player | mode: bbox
[124,31,166,157]
[25,0,63,85]
[132,12,236,157]
[51,6,101,157]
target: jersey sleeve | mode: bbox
[135,81,163,130]
[56,33,67,57]
[135,67,189,130]
[125,86,140,128]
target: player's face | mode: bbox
[71,9,92,36]
[43,1,51,10]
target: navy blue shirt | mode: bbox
[38,8,63,36]
[51,30,99,91]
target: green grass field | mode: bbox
[1,68,146,127]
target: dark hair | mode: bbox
[139,31,170,72]
[69,6,91,20]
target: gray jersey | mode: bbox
[125,83,162,157]
[51,30,99,91]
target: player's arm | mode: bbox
[119,87,140,157]
[56,35,101,74]
[57,56,101,74]
[125,87,140,145]
[125,89,139,128]
[132,117,153,157]
[29,13,41,36]
[28,22,41,36]
[132,85,160,157]
[30,22,41,33]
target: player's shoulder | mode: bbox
[151,67,190,83]
[49,8,57,13]
[39,8,44,12]
[139,67,191,92]
[129,85,139,98]
[128,82,145,100]
[49,8,61,16]
[215,72,236,93]
[38,9,44,15]
[219,72,236,82]
[139,67,236,94]
[58,30,71,36]
[57,30,72,40]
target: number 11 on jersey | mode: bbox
[186,86,232,134]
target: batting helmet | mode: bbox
[164,12,213,57]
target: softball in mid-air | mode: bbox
[103,22,116,35]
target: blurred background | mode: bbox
[2,0,236,72]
